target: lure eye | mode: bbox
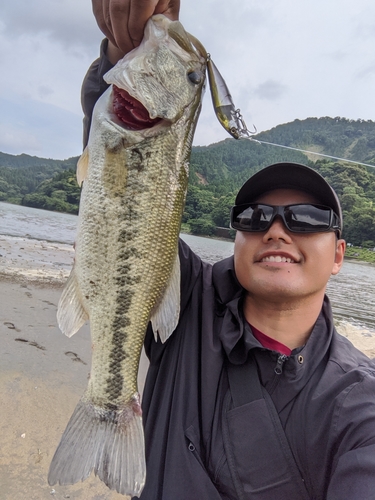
[187,71,203,84]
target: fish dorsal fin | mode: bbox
[186,32,207,59]
[150,253,180,343]
[77,147,89,187]
[168,21,192,53]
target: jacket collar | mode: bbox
[212,255,243,306]
[212,255,255,363]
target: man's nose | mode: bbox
[262,216,293,242]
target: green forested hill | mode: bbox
[1,117,375,245]
[0,151,78,169]
[0,153,79,206]
[255,117,375,164]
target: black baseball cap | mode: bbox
[235,162,343,235]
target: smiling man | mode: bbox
[233,163,346,352]
[80,2,375,498]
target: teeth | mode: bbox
[261,255,294,263]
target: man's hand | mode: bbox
[92,0,180,63]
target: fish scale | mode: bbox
[83,132,185,405]
[48,14,207,497]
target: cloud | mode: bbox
[0,124,41,153]
[37,85,54,99]
[328,50,350,62]
[354,21,375,40]
[0,30,92,116]
[357,63,375,79]
[0,0,101,52]
[253,80,288,101]
[0,95,82,159]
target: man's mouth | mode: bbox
[260,255,295,263]
[112,85,162,130]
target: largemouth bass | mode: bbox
[48,15,207,497]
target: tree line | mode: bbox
[1,117,375,246]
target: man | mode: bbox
[82,2,375,498]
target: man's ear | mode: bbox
[332,239,346,275]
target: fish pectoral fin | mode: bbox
[77,146,89,187]
[57,268,88,337]
[150,253,180,343]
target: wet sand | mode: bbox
[0,235,374,500]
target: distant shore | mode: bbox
[344,245,375,264]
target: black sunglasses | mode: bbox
[230,203,341,234]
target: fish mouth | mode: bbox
[112,85,162,130]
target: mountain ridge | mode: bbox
[1,116,375,245]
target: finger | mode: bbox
[128,0,180,46]
[153,0,180,20]
[92,0,116,48]
[107,0,139,54]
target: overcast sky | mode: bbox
[0,0,374,159]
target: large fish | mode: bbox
[48,15,207,497]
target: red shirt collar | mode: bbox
[250,324,292,356]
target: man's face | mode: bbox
[233,189,346,304]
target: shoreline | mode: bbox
[0,234,73,285]
[343,255,375,265]
[0,231,375,268]
[2,198,375,264]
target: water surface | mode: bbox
[1,201,374,333]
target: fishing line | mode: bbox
[252,139,375,169]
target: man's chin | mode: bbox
[246,280,304,303]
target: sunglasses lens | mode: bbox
[232,205,274,231]
[286,205,332,232]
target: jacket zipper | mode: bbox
[274,354,288,375]
[267,354,288,393]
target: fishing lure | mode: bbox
[206,54,256,140]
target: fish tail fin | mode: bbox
[48,397,145,497]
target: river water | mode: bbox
[1,201,374,334]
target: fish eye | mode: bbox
[187,71,203,84]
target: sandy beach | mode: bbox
[0,234,374,500]
[0,236,146,500]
